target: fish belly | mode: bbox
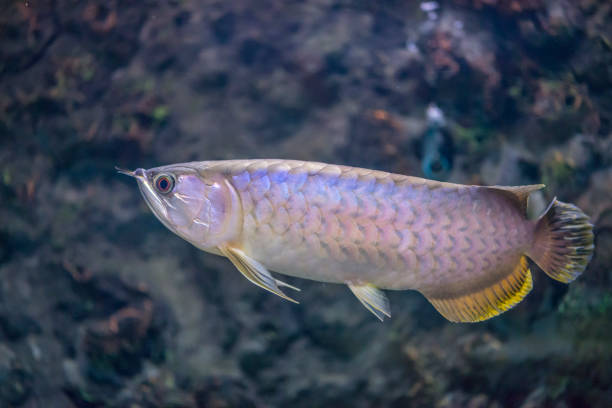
[214,160,533,292]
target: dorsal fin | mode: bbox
[485,184,544,216]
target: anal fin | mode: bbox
[219,246,299,303]
[424,256,533,323]
[348,283,391,321]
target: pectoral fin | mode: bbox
[219,246,299,303]
[275,279,301,292]
[347,283,391,321]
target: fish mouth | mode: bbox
[138,180,168,218]
[117,166,174,231]
[116,167,160,212]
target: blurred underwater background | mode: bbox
[1,0,612,406]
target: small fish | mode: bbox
[118,160,594,322]
[421,104,454,181]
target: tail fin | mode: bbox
[529,198,594,283]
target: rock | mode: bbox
[239,38,279,67]
[238,341,273,378]
[0,344,32,406]
[0,311,41,341]
[211,12,236,44]
[83,299,165,382]
[194,377,257,408]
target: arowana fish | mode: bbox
[118,159,594,322]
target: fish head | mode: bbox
[118,164,242,250]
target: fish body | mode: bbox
[218,160,526,292]
[120,159,594,322]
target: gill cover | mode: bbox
[138,166,242,250]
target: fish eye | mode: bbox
[154,173,175,194]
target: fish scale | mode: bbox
[220,160,525,291]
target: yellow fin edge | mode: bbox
[425,256,533,323]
